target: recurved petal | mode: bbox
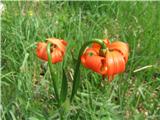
[112,51,125,74]
[50,49,63,63]
[91,39,110,52]
[81,54,105,74]
[111,52,118,74]
[115,52,126,73]
[104,51,115,77]
[47,38,66,53]
[92,43,101,53]
[104,51,126,81]
[36,42,48,60]
[60,39,68,46]
[109,41,129,62]
[84,48,99,55]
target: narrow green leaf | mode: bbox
[60,69,68,103]
[47,43,60,106]
[70,64,81,102]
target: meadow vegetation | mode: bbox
[1,1,160,120]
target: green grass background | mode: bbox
[1,1,160,120]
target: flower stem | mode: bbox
[47,43,60,106]
[70,39,106,102]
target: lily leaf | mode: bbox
[60,68,68,103]
[70,62,81,102]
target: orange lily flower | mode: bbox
[36,38,67,64]
[81,39,129,81]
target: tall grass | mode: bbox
[1,1,160,119]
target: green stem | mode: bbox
[47,43,60,106]
[70,39,106,102]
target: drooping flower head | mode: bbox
[36,38,67,64]
[81,39,129,81]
